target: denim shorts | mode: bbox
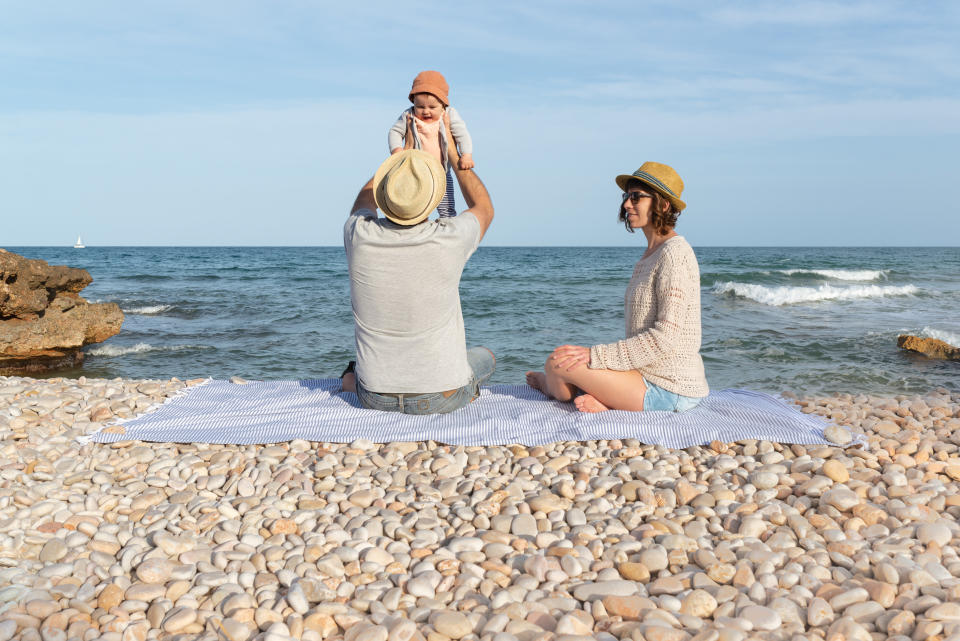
[644,380,704,412]
[357,347,495,415]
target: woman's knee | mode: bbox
[544,355,557,373]
[544,356,569,380]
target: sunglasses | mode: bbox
[621,191,653,204]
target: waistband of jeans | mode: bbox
[367,388,459,399]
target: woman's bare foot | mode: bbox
[526,371,548,396]
[574,393,609,413]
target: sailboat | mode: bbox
[73,235,85,249]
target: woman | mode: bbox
[526,162,708,412]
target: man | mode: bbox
[341,118,495,414]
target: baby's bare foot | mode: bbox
[574,393,609,413]
[526,371,547,395]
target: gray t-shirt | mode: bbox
[344,209,482,393]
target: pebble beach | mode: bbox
[2,376,960,641]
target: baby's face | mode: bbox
[412,93,444,123]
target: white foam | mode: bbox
[86,343,208,357]
[123,305,173,315]
[780,268,887,281]
[921,327,960,348]
[713,282,919,306]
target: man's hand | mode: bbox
[459,153,475,170]
[403,113,415,150]
[443,111,458,162]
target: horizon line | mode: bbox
[5,244,960,250]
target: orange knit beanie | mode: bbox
[408,70,449,106]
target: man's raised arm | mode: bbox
[350,177,376,216]
[444,117,494,239]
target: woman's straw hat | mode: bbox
[615,162,687,212]
[373,150,446,226]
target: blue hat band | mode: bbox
[632,170,677,197]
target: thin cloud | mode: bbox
[708,1,900,26]
[549,75,804,105]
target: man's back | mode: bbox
[344,211,482,393]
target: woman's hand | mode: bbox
[551,344,591,371]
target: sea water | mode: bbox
[9,246,959,396]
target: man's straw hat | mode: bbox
[373,150,446,226]
[615,162,687,212]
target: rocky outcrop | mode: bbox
[0,249,123,373]
[897,334,960,361]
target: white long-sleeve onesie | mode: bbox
[387,106,473,171]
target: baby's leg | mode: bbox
[436,167,457,218]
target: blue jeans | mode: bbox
[644,380,704,412]
[357,347,495,414]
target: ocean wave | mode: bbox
[921,327,960,347]
[123,305,173,315]
[780,268,887,281]
[700,270,772,282]
[712,282,919,306]
[85,343,211,357]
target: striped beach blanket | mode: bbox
[83,380,848,448]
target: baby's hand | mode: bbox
[458,154,475,170]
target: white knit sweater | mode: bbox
[588,236,709,398]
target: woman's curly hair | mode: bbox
[618,178,680,234]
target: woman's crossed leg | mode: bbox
[526,344,647,413]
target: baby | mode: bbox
[388,70,474,219]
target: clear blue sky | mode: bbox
[2,1,958,246]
